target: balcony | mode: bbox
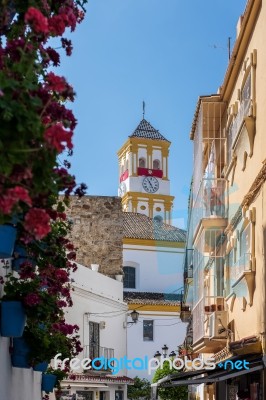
[192,296,227,353]
[120,169,129,182]
[83,345,114,372]
[192,178,228,238]
[137,167,163,178]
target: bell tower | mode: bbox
[117,118,174,224]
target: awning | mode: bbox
[152,355,264,388]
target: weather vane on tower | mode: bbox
[142,101,145,119]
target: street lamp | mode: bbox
[154,351,162,359]
[161,344,169,358]
[127,309,139,324]
[154,345,176,359]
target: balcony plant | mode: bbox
[0,0,87,395]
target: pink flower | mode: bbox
[55,269,69,283]
[48,15,66,36]
[24,293,40,306]
[0,186,32,214]
[24,208,51,240]
[44,124,73,152]
[24,7,49,34]
[46,72,67,93]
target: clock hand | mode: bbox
[148,180,154,190]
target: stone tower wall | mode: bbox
[65,196,123,276]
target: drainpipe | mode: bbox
[261,185,266,398]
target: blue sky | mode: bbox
[58,0,247,228]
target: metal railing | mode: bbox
[192,178,228,236]
[84,345,114,364]
[192,296,225,344]
[227,98,251,161]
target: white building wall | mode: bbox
[65,264,128,376]
[123,244,184,293]
[126,311,187,380]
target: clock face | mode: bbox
[142,176,159,193]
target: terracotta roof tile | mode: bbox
[129,119,169,141]
[123,212,186,242]
[124,291,182,306]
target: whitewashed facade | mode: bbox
[57,263,131,400]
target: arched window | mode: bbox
[153,159,160,170]
[154,215,163,223]
[123,266,136,289]
[139,158,146,168]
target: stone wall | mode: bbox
[65,196,123,276]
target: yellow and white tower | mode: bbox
[117,118,174,224]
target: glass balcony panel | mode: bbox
[192,178,228,235]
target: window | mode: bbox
[240,223,251,257]
[153,159,160,170]
[154,215,163,223]
[76,391,93,400]
[143,320,154,341]
[115,391,124,400]
[123,266,136,289]
[241,72,251,102]
[89,321,99,359]
[139,157,146,168]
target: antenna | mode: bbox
[228,37,231,61]
[142,101,145,119]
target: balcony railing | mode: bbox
[192,296,225,344]
[231,253,252,283]
[227,98,251,161]
[192,178,228,235]
[84,345,114,368]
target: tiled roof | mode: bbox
[64,374,134,384]
[124,291,182,306]
[123,212,186,242]
[129,118,169,141]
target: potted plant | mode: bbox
[12,244,36,272]
[0,299,26,337]
[0,0,87,391]
[0,223,17,258]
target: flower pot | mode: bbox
[11,337,30,368]
[41,373,57,393]
[33,361,49,372]
[0,301,26,337]
[0,225,17,258]
[12,245,36,272]
[217,305,224,311]
[115,274,123,281]
[204,306,211,313]
[91,264,99,272]
[210,304,217,312]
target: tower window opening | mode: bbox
[154,215,163,223]
[153,159,160,170]
[139,157,146,168]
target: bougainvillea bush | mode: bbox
[0,0,87,396]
